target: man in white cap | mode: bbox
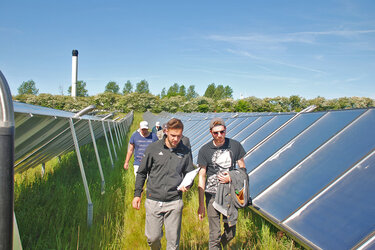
[124,121,158,176]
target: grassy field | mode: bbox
[14,112,302,249]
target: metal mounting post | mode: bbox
[0,70,15,250]
[107,121,118,160]
[102,121,114,167]
[69,118,93,227]
[88,120,105,195]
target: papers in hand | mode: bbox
[177,167,200,190]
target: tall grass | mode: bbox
[15,112,302,249]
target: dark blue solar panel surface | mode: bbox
[232,116,273,142]
[248,109,365,198]
[284,151,375,250]
[226,116,258,139]
[253,109,375,222]
[244,112,324,172]
[241,114,293,152]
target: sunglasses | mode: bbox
[212,130,226,135]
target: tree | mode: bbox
[179,85,186,97]
[123,80,133,94]
[223,86,233,99]
[105,81,120,94]
[204,83,216,98]
[289,95,302,111]
[167,83,180,98]
[18,80,39,95]
[68,81,88,97]
[160,87,166,98]
[135,80,150,94]
[186,85,198,100]
[213,85,225,100]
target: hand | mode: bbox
[217,171,231,184]
[132,197,141,210]
[198,205,205,221]
[124,162,129,170]
[179,185,190,192]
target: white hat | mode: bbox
[140,121,149,129]
[156,121,160,126]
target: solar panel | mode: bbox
[143,108,375,249]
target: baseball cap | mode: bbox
[140,121,149,129]
[209,117,225,129]
[156,121,160,126]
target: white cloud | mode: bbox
[227,49,325,74]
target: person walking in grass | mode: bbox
[124,121,158,177]
[197,117,248,249]
[132,118,195,250]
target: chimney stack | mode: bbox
[71,50,78,97]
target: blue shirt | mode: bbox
[130,131,158,165]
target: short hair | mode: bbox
[166,118,184,131]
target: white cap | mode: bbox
[156,121,160,126]
[140,121,149,129]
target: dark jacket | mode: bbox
[213,168,250,227]
[134,138,194,202]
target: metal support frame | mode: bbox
[107,121,117,160]
[102,121,114,167]
[69,118,93,227]
[41,163,45,177]
[111,121,121,149]
[88,120,105,195]
[0,70,15,250]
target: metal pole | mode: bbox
[88,120,105,194]
[102,121,114,167]
[69,118,93,227]
[0,70,14,250]
[107,121,118,160]
[112,121,121,149]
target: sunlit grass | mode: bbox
[14,112,302,249]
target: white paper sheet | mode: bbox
[177,167,200,190]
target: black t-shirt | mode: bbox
[197,138,246,194]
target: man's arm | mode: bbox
[237,157,246,168]
[124,143,134,170]
[132,148,152,210]
[197,166,206,221]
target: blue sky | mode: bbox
[1,0,375,99]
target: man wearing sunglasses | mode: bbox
[197,117,246,249]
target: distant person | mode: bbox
[132,118,195,249]
[152,121,162,135]
[197,118,248,249]
[124,121,158,176]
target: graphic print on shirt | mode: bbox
[206,149,233,193]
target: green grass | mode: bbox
[14,112,303,249]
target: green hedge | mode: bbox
[13,93,375,113]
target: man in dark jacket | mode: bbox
[132,118,195,250]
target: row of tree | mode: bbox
[14,91,375,114]
[17,79,233,100]
[15,79,375,113]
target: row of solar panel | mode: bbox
[143,108,375,250]
[14,101,133,173]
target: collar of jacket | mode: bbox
[162,137,183,151]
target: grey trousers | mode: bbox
[206,193,236,250]
[145,199,184,250]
